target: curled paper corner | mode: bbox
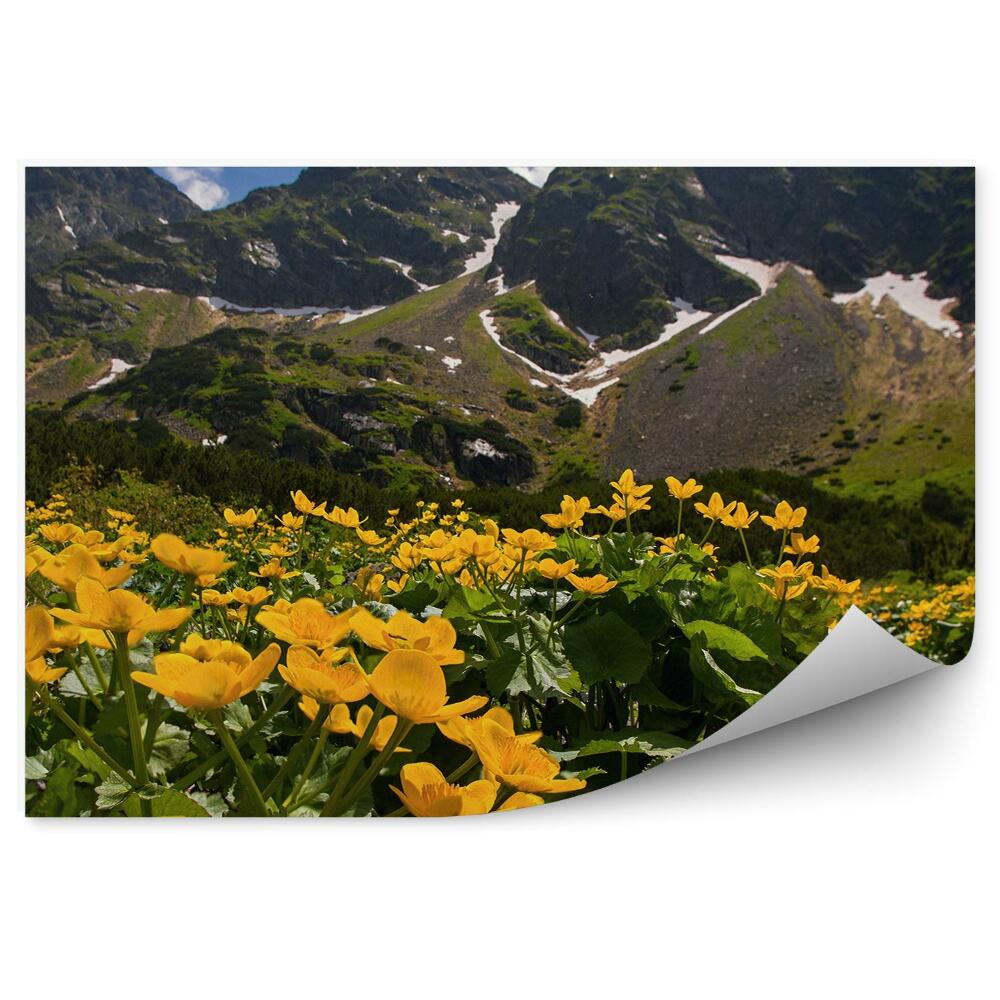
[687,606,939,756]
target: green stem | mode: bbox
[154,571,180,610]
[262,703,330,801]
[208,709,269,817]
[319,703,386,816]
[676,499,683,538]
[113,635,151,816]
[81,642,109,694]
[738,528,755,570]
[61,653,102,709]
[39,686,139,789]
[171,684,293,790]
[330,718,414,817]
[284,730,330,810]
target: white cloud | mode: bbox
[509,166,554,187]
[162,167,229,209]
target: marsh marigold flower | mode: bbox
[52,577,191,644]
[466,718,586,795]
[256,598,359,650]
[367,648,487,724]
[350,608,464,665]
[25,606,67,685]
[391,762,497,817]
[316,701,410,753]
[37,543,132,592]
[132,642,280,710]
[151,533,234,578]
[721,502,758,531]
[694,492,737,523]
[279,645,369,703]
[501,528,555,553]
[784,532,820,556]
[438,706,542,751]
[223,507,258,528]
[761,500,807,532]
[566,572,617,595]
[231,586,271,606]
[540,495,590,530]
[536,557,578,581]
[290,490,326,516]
[665,476,703,500]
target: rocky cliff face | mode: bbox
[492,167,975,344]
[26,167,201,272]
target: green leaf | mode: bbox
[124,788,211,817]
[681,620,769,661]
[483,649,521,697]
[95,776,132,811]
[563,611,651,685]
[689,635,763,706]
[25,750,55,781]
[626,676,687,711]
[557,731,691,761]
[145,722,192,780]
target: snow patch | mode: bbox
[56,204,77,240]
[697,256,785,336]
[201,434,228,447]
[87,358,135,390]
[462,438,503,459]
[463,202,520,274]
[441,229,470,243]
[591,299,711,373]
[379,256,435,292]
[441,356,462,371]
[488,272,510,296]
[158,217,169,225]
[529,378,548,388]
[563,377,620,406]
[832,271,961,335]
[201,297,385,322]
[443,336,456,343]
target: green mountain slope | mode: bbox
[26,167,201,272]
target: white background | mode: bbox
[1,3,996,996]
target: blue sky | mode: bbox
[153,167,303,209]
[154,166,553,210]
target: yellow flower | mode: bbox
[757,561,812,601]
[26,606,67,685]
[438,706,542,750]
[760,500,807,532]
[540,495,590,530]
[279,645,369,703]
[352,567,384,601]
[589,503,627,523]
[693,492,737,523]
[665,476,703,500]
[784,533,820,556]
[391,542,424,572]
[231,586,271,606]
[151,533,234,578]
[350,608,464,666]
[566,573,617,595]
[325,506,362,528]
[390,762,497,817]
[278,512,305,530]
[201,589,234,607]
[52,577,191,644]
[37,543,132,592]
[497,792,545,811]
[105,507,135,523]
[26,545,52,577]
[501,528,555,553]
[356,528,385,546]
[465,718,586,795]
[132,642,280,710]
[38,523,84,544]
[536,557,578,581]
[315,701,410,753]
[455,529,498,560]
[223,507,258,528]
[367,649,487,724]
[810,565,861,595]
[252,559,301,581]
[610,469,653,501]
[290,490,327,516]
[256,598,359,650]
[721,502,758,531]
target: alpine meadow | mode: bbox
[24,166,975,818]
